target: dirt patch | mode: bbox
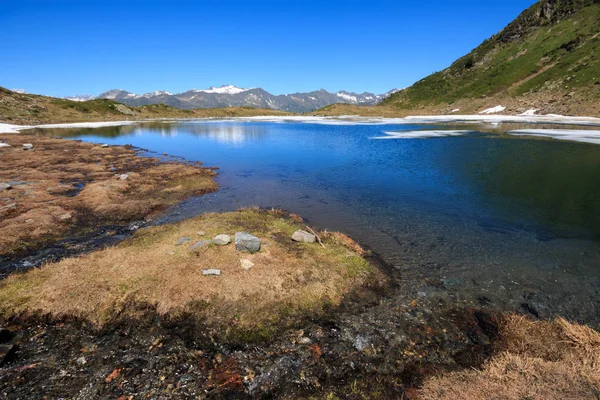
[0,134,217,257]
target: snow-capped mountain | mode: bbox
[96,85,387,113]
[63,94,94,102]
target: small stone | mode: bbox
[22,143,33,150]
[212,234,231,246]
[101,144,110,148]
[0,203,17,213]
[291,230,316,243]
[119,174,129,180]
[0,183,11,191]
[76,356,87,365]
[25,219,34,223]
[196,230,206,236]
[166,250,175,255]
[298,337,312,345]
[190,240,211,250]
[240,259,254,270]
[175,237,192,246]
[58,213,72,221]
[202,269,221,276]
[235,232,261,253]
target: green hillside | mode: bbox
[382,0,600,114]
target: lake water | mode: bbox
[31,120,600,325]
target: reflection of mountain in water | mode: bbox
[178,123,267,146]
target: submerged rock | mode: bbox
[235,232,261,253]
[291,230,316,243]
[213,234,231,246]
[202,269,221,276]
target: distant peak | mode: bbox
[195,85,251,94]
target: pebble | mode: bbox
[119,174,129,180]
[202,269,221,276]
[291,230,316,243]
[213,234,231,246]
[196,230,206,236]
[235,232,261,253]
[175,237,192,246]
[22,144,33,150]
[240,259,254,270]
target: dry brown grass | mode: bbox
[0,209,387,338]
[418,315,600,400]
[0,134,217,255]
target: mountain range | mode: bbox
[92,86,392,113]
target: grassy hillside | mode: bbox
[381,0,600,116]
[0,87,291,125]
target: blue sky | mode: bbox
[1,0,535,97]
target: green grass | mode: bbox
[383,1,600,108]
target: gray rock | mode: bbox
[0,183,11,191]
[22,143,33,150]
[235,232,261,253]
[213,234,231,246]
[119,174,129,180]
[291,230,316,243]
[190,240,211,250]
[202,269,221,276]
[175,237,192,246]
[196,230,206,236]
[7,181,28,186]
[0,203,17,213]
[240,259,254,270]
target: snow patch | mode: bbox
[371,130,474,139]
[196,85,250,95]
[479,105,506,114]
[0,121,137,134]
[520,109,538,116]
[451,109,460,113]
[508,129,600,145]
[336,92,358,102]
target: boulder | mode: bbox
[190,240,211,250]
[291,230,316,243]
[202,269,221,276]
[240,259,254,270]
[213,234,231,246]
[235,232,261,253]
[175,237,192,246]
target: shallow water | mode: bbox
[30,120,600,324]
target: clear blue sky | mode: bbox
[1,0,536,97]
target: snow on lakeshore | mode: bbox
[479,105,506,114]
[508,129,600,145]
[0,121,138,134]
[371,130,475,139]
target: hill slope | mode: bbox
[381,0,600,116]
[0,87,290,125]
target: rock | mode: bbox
[101,144,110,148]
[119,174,129,180]
[235,232,261,253]
[213,234,231,246]
[196,230,206,236]
[7,181,28,186]
[298,337,312,345]
[202,269,221,276]
[291,230,316,243]
[0,203,17,213]
[240,259,254,270]
[0,183,11,191]
[166,250,175,255]
[25,219,34,223]
[0,143,11,148]
[190,240,211,250]
[58,213,72,221]
[175,237,192,246]
[0,344,17,366]
[22,143,33,150]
